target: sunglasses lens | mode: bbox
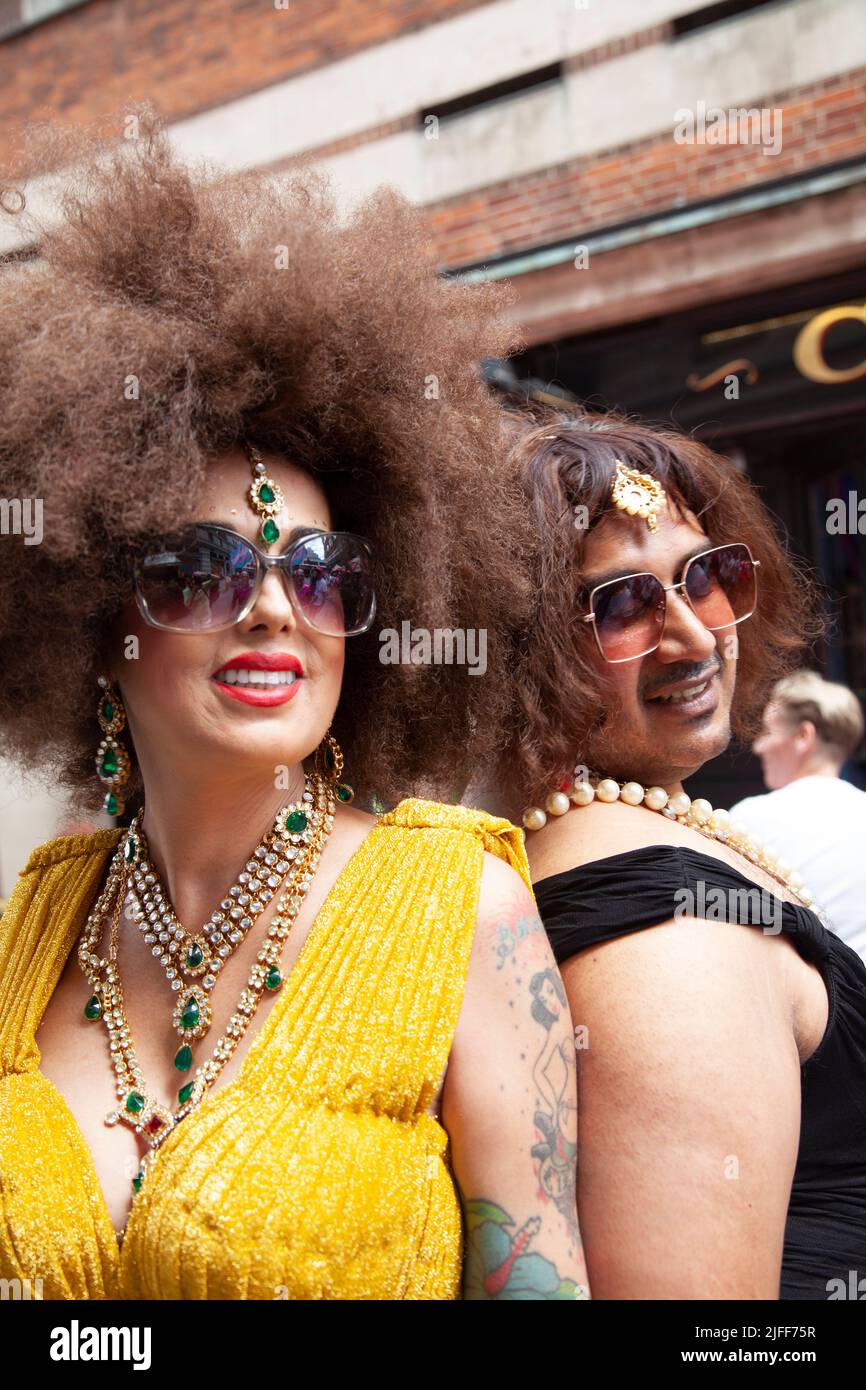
[289,532,376,636]
[593,573,666,660]
[134,526,377,636]
[134,526,257,631]
[685,545,756,629]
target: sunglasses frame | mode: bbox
[132,521,377,637]
[580,542,761,664]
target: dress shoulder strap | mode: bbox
[0,830,123,1073]
[376,796,532,893]
[20,827,125,872]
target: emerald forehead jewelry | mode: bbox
[245,442,284,546]
[610,459,667,532]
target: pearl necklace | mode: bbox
[76,771,336,1210]
[523,770,828,925]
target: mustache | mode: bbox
[642,658,722,700]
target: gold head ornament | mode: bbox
[610,459,667,532]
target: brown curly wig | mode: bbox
[0,107,535,818]
[497,402,826,808]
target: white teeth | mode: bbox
[214,669,298,686]
[656,679,710,704]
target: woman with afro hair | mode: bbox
[0,109,587,1301]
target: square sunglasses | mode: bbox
[580,542,760,663]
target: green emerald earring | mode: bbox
[96,675,131,818]
[317,729,354,804]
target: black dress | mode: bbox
[533,844,866,1300]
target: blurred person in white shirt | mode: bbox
[730,670,866,961]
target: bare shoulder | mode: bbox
[525,797,804,907]
[527,803,828,1066]
[525,798,654,881]
[452,851,562,1043]
[442,850,588,1296]
[344,804,378,832]
[560,908,796,1077]
[524,801,796,1017]
[444,847,575,1131]
[475,849,551,966]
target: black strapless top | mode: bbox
[533,844,866,1301]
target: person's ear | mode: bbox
[794,719,817,755]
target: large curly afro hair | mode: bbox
[0,106,534,818]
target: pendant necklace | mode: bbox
[76,769,336,1207]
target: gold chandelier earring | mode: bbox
[96,675,132,818]
[315,728,354,804]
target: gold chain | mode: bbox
[77,770,336,1216]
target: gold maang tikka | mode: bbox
[242,443,356,808]
[610,459,667,532]
[245,442,285,545]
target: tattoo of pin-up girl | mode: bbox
[529,968,579,1243]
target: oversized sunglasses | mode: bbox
[132,522,377,637]
[580,542,760,663]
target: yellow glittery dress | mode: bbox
[0,797,531,1300]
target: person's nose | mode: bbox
[244,565,300,634]
[656,586,717,664]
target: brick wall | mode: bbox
[425,69,866,269]
[4,0,864,274]
[263,20,676,169]
[0,0,493,169]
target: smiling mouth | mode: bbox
[212,668,299,687]
[653,678,712,705]
[645,667,721,709]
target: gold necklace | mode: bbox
[108,778,321,1070]
[523,769,828,924]
[122,801,308,1004]
[77,771,336,1203]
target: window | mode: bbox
[419,62,563,126]
[1,0,89,41]
[672,0,787,40]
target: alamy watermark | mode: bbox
[674,882,782,934]
[0,497,43,545]
[673,102,782,157]
[826,492,866,534]
[827,1269,866,1299]
[379,621,486,676]
[0,1275,43,1299]
[49,1319,151,1368]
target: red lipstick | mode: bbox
[211,651,303,707]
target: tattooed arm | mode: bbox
[441,852,590,1300]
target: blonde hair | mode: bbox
[772,671,865,761]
